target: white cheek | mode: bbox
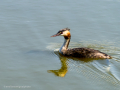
[62,32,67,36]
[61,31,68,36]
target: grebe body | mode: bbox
[51,28,112,59]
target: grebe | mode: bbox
[51,28,112,59]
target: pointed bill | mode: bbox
[51,33,61,37]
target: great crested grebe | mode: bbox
[51,28,112,59]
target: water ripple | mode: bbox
[47,41,120,85]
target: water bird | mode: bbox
[51,28,112,59]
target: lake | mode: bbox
[0,0,120,90]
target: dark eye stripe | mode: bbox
[60,32,62,34]
[57,30,65,34]
[58,31,62,34]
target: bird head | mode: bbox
[51,28,71,38]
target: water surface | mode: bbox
[0,0,120,90]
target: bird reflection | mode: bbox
[48,50,99,77]
[47,51,68,77]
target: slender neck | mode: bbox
[63,36,71,49]
[59,36,71,54]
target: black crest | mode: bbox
[57,27,70,34]
[62,27,70,31]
